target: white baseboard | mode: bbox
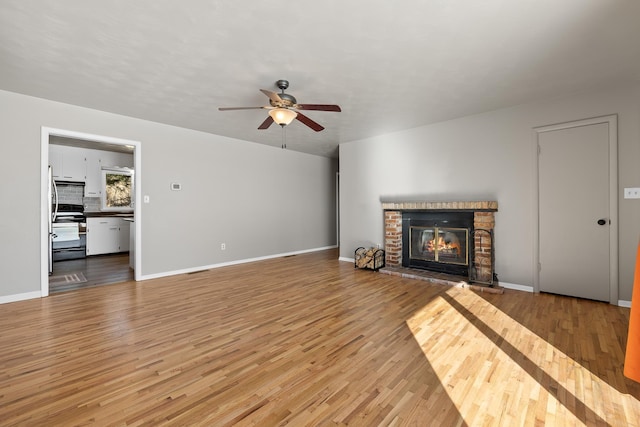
[138,245,338,281]
[498,284,631,307]
[338,257,355,263]
[498,282,533,293]
[0,291,42,305]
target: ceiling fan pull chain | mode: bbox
[281,126,287,149]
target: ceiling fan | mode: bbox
[218,79,341,132]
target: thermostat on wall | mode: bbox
[170,183,182,191]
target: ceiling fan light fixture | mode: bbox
[269,108,297,126]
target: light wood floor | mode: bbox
[2,249,639,426]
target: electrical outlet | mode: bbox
[221,243,226,250]
[624,188,640,199]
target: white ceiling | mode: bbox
[2,1,640,158]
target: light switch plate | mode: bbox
[624,188,640,199]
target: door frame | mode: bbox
[336,171,340,248]
[40,127,142,297]
[532,115,618,303]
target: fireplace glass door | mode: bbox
[409,226,468,266]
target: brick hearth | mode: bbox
[382,200,498,284]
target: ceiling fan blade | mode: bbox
[295,112,324,132]
[260,89,283,104]
[296,104,342,112]
[218,106,265,111]
[258,116,274,130]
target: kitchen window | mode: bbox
[101,167,134,211]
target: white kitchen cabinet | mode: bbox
[86,217,130,255]
[63,148,87,181]
[49,145,87,182]
[49,145,64,179]
[84,149,102,197]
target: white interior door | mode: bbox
[537,121,613,302]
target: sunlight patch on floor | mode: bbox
[406,289,639,426]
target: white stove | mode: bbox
[51,204,86,261]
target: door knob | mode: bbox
[597,219,607,225]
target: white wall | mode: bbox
[0,90,337,300]
[339,84,640,300]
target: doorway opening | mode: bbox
[41,127,142,297]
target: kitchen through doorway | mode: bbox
[41,128,142,297]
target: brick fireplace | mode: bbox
[383,201,497,284]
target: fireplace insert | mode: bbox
[402,211,473,276]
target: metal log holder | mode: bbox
[354,247,386,271]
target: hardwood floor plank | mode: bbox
[1,249,639,425]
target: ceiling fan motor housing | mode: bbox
[270,93,297,108]
[271,80,296,107]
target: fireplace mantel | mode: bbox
[382,200,498,212]
[383,200,498,284]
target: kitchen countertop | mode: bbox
[84,212,134,218]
